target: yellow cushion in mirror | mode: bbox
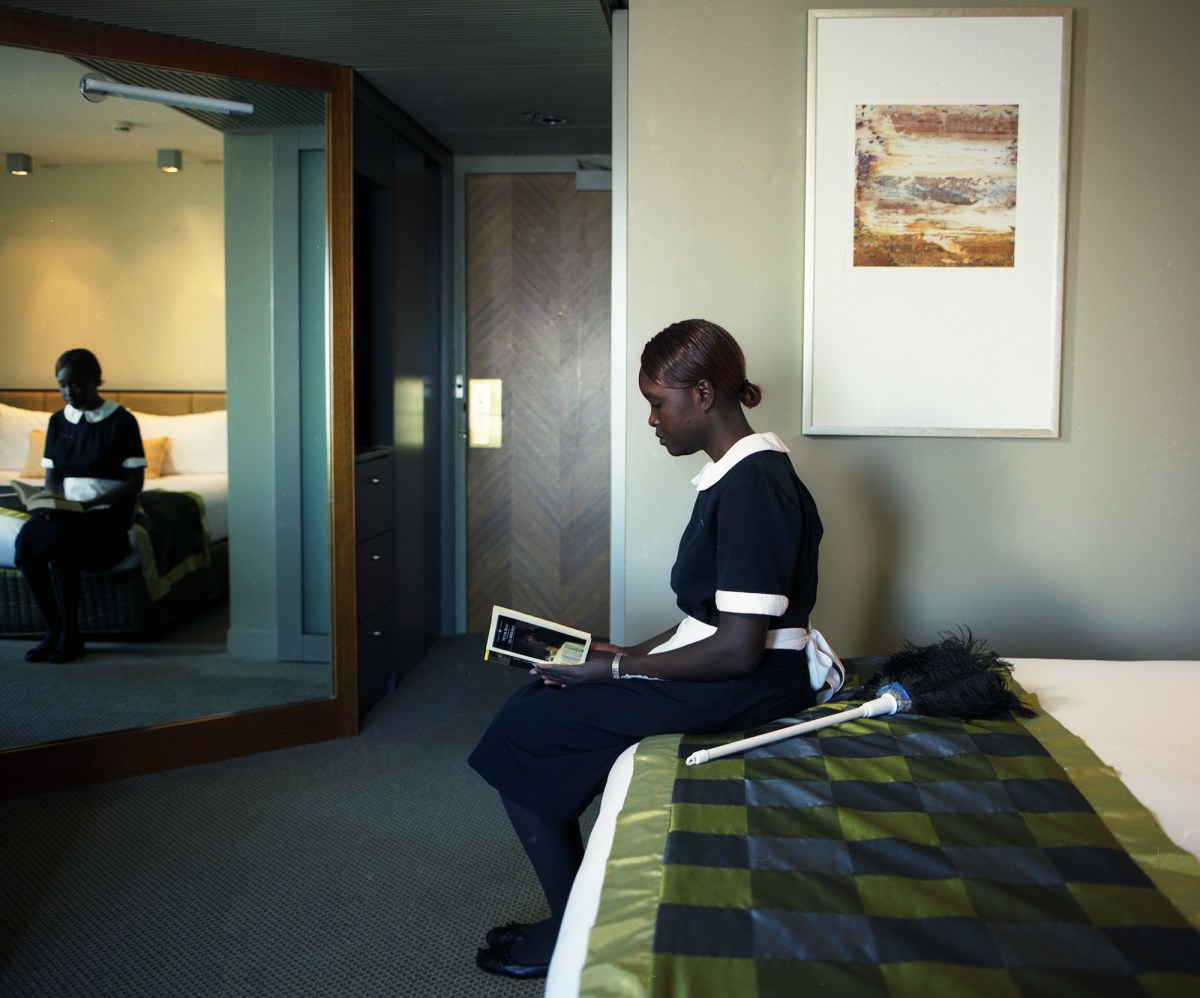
[20,429,45,478]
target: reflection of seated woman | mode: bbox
[15,349,146,663]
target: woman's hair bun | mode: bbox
[739,379,763,409]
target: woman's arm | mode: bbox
[535,611,770,685]
[593,624,680,659]
[80,469,145,510]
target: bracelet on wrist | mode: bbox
[611,652,625,679]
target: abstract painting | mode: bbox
[803,9,1072,436]
[854,104,1018,267]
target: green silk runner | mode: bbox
[578,685,1200,996]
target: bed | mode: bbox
[548,657,1200,996]
[0,391,229,637]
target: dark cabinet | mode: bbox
[352,82,452,717]
[355,449,396,715]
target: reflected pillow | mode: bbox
[20,430,170,479]
[141,436,170,479]
[126,410,227,475]
[0,401,51,470]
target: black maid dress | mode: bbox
[468,438,823,821]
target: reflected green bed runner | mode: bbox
[579,687,1200,997]
[132,491,211,599]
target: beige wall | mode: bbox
[0,161,225,390]
[621,0,1200,659]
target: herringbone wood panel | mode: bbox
[465,174,611,636]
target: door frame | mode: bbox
[451,154,622,636]
[449,11,629,639]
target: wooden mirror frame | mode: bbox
[0,7,358,798]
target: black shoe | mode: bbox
[475,940,550,980]
[49,639,85,664]
[25,635,58,663]
[485,921,531,947]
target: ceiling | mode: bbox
[3,0,622,157]
[0,42,329,166]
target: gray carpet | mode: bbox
[0,639,331,749]
[1,636,596,997]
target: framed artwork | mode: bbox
[802,8,1073,437]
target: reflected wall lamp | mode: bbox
[157,149,182,173]
[80,74,254,117]
[7,153,32,175]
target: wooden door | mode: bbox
[465,174,611,635]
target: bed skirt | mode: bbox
[0,538,228,637]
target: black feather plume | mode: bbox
[865,628,1035,720]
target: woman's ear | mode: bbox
[693,379,716,412]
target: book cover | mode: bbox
[485,605,592,667]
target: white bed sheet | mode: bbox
[0,472,228,570]
[546,658,1200,995]
[1009,658,1199,860]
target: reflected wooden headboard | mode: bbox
[0,390,225,415]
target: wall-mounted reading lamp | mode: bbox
[157,149,182,173]
[6,153,32,175]
[80,74,254,117]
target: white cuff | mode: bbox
[715,590,788,617]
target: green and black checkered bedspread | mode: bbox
[578,687,1200,996]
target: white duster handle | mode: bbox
[685,692,901,766]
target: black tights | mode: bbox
[500,794,585,961]
[14,508,126,662]
[20,558,83,657]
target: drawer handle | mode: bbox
[370,630,384,638]
[371,554,382,561]
[369,476,382,485]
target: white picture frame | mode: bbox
[803,8,1073,437]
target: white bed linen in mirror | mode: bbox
[0,472,228,569]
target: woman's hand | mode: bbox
[531,642,627,686]
[533,654,616,687]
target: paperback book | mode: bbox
[485,605,591,668]
[8,479,84,513]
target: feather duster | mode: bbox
[866,628,1035,721]
[686,628,1035,766]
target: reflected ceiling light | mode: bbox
[157,149,182,173]
[80,74,254,117]
[6,153,32,175]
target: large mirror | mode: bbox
[0,8,357,796]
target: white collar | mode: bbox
[691,431,789,491]
[64,399,118,424]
